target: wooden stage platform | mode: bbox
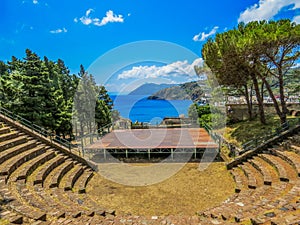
[86,128,218,150]
[84,128,219,161]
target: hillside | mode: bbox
[148,81,205,101]
[128,83,177,96]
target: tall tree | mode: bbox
[15,49,48,125]
[202,30,265,123]
[246,20,300,124]
[202,19,300,125]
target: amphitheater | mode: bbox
[0,110,300,224]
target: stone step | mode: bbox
[56,188,106,217]
[0,140,37,165]
[0,145,46,180]
[46,186,89,218]
[275,150,300,177]
[62,164,84,191]
[239,163,258,189]
[291,145,300,154]
[232,183,291,222]
[0,130,21,143]
[249,157,272,185]
[14,180,66,220]
[34,154,66,186]
[258,154,290,182]
[73,169,94,194]
[35,184,85,219]
[0,135,28,152]
[230,167,247,193]
[49,160,74,188]
[0,180,47,221]
[31,221,53,225]
[0,210,23,224]
[0,126,11,135]
[16,149,56,181]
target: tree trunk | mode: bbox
[243,84,253,120]
[261,81,264,102]
[278,73,289,122]
[262,77,286,124]
[251,73,266,124]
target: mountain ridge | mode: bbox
[128,83,177,96]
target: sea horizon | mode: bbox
[110,94,193,124]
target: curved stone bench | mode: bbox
[0,209,23,224]
[275,150,300,177]
[239,163,258,189]
[63,164,84,191]
[0,130,21,143]
[0,135,28,152]
[0,126,10,135]
[34,154,66,186]
[17,149,56,181]
[73,169,94,194]
[0,140,37,165]
[258,154,290,182]
[0,145,46,181]
[34,184,84,219]
[49,160,74,188]
[0,178,47,222]
[249,157,272,185]
[15,179,65,220]
[230,167,247,193]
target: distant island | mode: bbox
[148,81,205,101]
[128,83,177,96]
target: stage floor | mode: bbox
[86,128,218,150]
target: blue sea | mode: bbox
[110,95,193,124]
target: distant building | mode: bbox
[114,117,131,129]
[160,117,191,128]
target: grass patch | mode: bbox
[87,162,235,216]
[223,115,300,147]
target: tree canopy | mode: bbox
[202,19,300,124]
[0,49,112,139]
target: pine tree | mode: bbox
[15,49,47,125]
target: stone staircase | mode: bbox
[0,120,114,224]
[199,136,300,224]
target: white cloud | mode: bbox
[238,0,300,23]
[86,8,93,17]
[50,28,67,34]
[75,9,124,27]
[293,15,300,24]
[33,0,38,4]
[193,26,218,42]
[118,58,204,80]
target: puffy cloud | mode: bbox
[293,15,300,24]
[75,9,124,27]
[33,0,38,4]
[193,26,218,42]
[238,0,300,23]
[50,28,67,34]
[118,58,204,80]
[96,10,124,26]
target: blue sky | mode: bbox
[1,0,300,93]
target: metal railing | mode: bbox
[80,122,113,146]
[0,106,75,152]
[240,118,300,154]
[203,123,223,150]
